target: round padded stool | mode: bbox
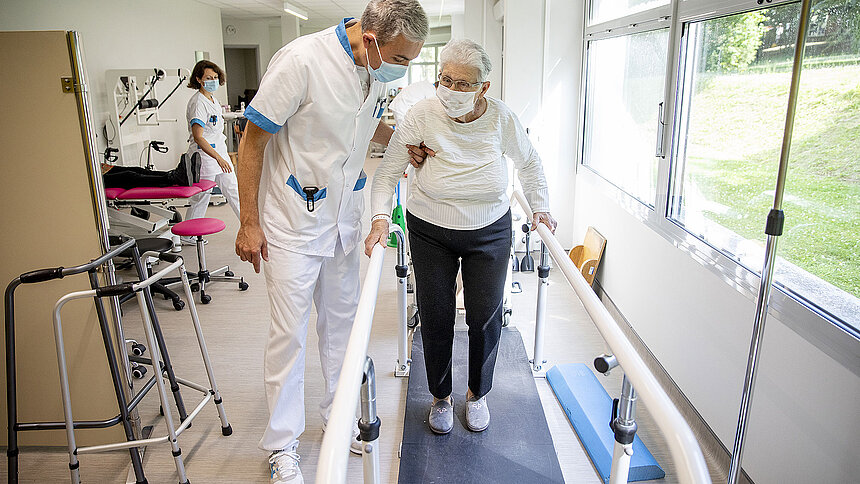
[171,218,247,303]
[171,218,226,238]
[117,237,174,257]
[109,236,185,311]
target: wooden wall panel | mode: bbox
[0,30,124,446]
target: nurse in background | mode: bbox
[184,60,241,229]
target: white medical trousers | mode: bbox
[259,239,360,452]
[185,171,241,220]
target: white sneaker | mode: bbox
[321,418,363,455]
[269,448,302,484]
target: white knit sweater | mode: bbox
[371,96,550,230]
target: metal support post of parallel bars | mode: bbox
[391,228,410,377]
[609,375,638,484]
[360,357,381,484]
[531,241,550,374]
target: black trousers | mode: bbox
[103,166,174,189]
[407,209,511,400]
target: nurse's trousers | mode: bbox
[407,209,511,401]
[259,239,360,452]
[185,171,241,220]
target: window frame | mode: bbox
[578,0,860,372]
[407,44,443,85]
[581,24,672,210]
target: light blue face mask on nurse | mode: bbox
[366,35,407,83]
[203,79,219,93]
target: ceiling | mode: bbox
[197,0,463,31]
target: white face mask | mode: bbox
[436,84,478,118]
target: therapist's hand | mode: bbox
[364,219,390,257]
[531,211,558,234]
[406,142,435,168]
[235,223,268,273]
[217,155,233,174]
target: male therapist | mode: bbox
[235,1,429,483]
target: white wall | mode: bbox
[502,0,579,248]
[282,15,301,47]
[270,25,284,60]
[0,0,225,171]
[537,0,582,249]
[461,0,503,99]
[222,17,281,75]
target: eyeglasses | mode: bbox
[438,74,483,91]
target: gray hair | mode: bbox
[361,0,429,44]
[439,39,493,82]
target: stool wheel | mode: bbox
[190,283,200,292]
[131,343,146,356]
[173,299,185,311]
[201,294,212,304]
[224,270,234,277]
[239,281,249,291]
[132,365,147,379]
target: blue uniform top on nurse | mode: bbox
[233,2,432,483]
[183,60,241,229]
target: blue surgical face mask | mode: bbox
[203,79,219,93]
[366,36,407,83]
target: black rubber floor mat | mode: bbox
[398,327,564,483]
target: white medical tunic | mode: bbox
[389,80,436,126]
[245,18,387,257]
[186,91,229,178]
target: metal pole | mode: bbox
[609,375,638,484]
[532,242,550,372]
[360,357,381,484]
[728,1,812,482]
[391,227,410,377]
[66,30,143,443]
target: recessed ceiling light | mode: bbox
[283,2,309,20]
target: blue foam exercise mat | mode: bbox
[546,363,665,483]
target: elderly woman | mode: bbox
[365,39,556,434]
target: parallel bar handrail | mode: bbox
[316,227,401,483]
[512,190,711,484]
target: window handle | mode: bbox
[656,101,666,158]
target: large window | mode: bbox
[589,0,669,26]
[582,0,860,330]
[583,29,669,206]
[669,2,859,323]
